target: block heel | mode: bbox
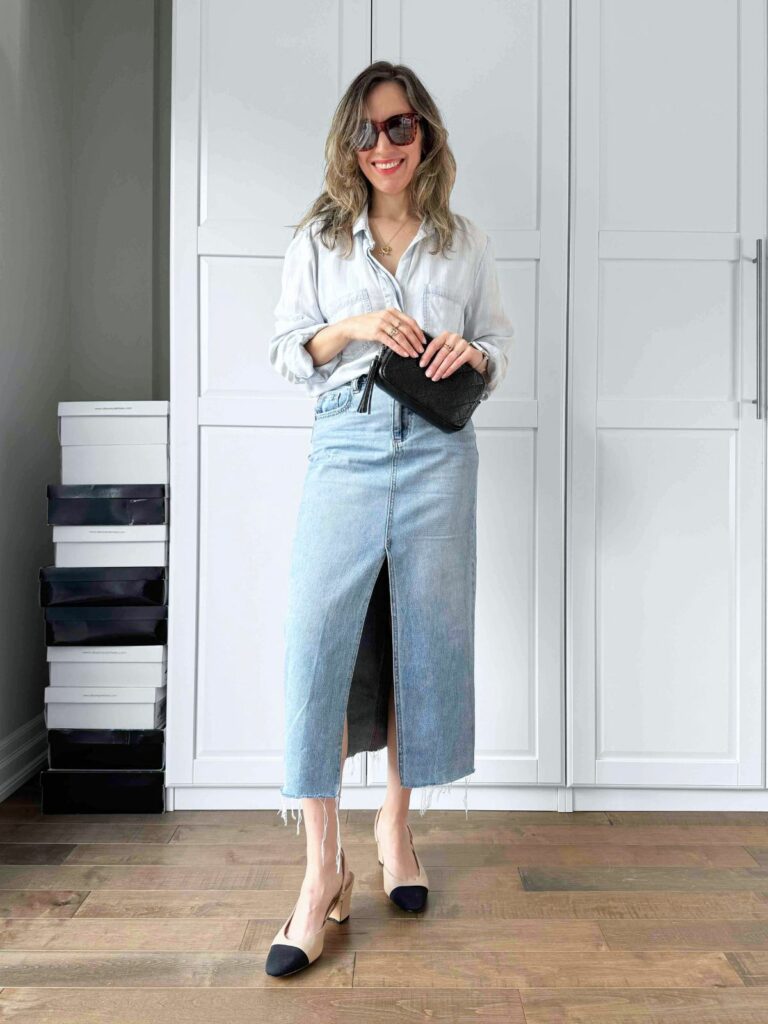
[327,866,354,923]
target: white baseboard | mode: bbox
[0,715,47,803]
[166,784,768,813]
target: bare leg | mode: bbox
[376,680,420,877]
[284,715,353,941]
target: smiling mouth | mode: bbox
[372,158,405,171]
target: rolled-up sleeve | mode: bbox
[268,225,342,387]
[464,233,515,401]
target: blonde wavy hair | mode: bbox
[293,61,460,259]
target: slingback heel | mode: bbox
[326,866,354,923]
[265,847,354,977]
[373,806,429,913]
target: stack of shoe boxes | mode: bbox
[39,401,169,813]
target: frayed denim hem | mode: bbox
[416,770,474,817]
[277,759,475,869]
[277,785,344,875]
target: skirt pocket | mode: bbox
[313,383,354,419]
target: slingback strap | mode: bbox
[356,352,381,414]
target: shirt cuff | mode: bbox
[471,342,501,401]
[283,324,343,386]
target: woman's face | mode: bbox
[355,81,422,200]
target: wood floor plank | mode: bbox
[0,950,353,987]
[600,921,768,951]
[0,864,525,893]
[521,867,768,892]
[607,811,768,826]
[351,950,744,988]
[520,986,768,1022]
[746,848,768,866]
[0,987,526,1024]
[0,919,249,951]
[59,841,760,868]
[13,864,768,897]
[0,844,76,865]
[0,824,177,844]
[73,889,768,921]
[170,823,533,845]
[517,826,768,847]
[243,917,607,952]
[0,891,87,918]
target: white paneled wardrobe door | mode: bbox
[367,0,570,793]
[168,0,372,799]
[568,0,767,789]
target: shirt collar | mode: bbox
[352,203,434,246]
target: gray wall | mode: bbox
[0,0,169,799]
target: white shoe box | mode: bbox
[53,525,168,567]
[58,401,169,486]
[47,645,168,687]
[58,401,169,445]
[44,685,167,729]
[61,444,168,485]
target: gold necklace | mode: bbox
[370,214,414,256]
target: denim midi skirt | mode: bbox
[278,372,478,866]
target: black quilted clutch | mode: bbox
[355,331,485,432]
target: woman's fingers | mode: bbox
[422,333,470,380]
[348,309,428,358]
[377,326,411,357]
[377,309,425,357]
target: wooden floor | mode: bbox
[1,779,768,1022]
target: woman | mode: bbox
[265,61,514,977]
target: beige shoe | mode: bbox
[374,806,429,912]
[265,847,354,977]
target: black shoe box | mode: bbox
[44,605,168,645]
[39,566,167,607]
[47,484,167,526]
[48,728,165,769]
[40,767,165,813]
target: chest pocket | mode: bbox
[322,288,373,323]
[322,287,378,363]
[422,283,465,337]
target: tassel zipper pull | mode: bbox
[356,350,382,414]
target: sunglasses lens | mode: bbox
[353,122,377,150]
[387,115,416,144]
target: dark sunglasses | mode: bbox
[353,112,420,151]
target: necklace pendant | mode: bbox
[380,244,393,254]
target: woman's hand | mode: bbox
[419,331,487,381]
[345,308,426,358]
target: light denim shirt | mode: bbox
[268,203,515,402]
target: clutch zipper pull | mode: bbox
[357,350,382,414]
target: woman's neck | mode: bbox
[368,194,417,223]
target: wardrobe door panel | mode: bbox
[569,0,766,788]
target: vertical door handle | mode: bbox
[752,239,765,419]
